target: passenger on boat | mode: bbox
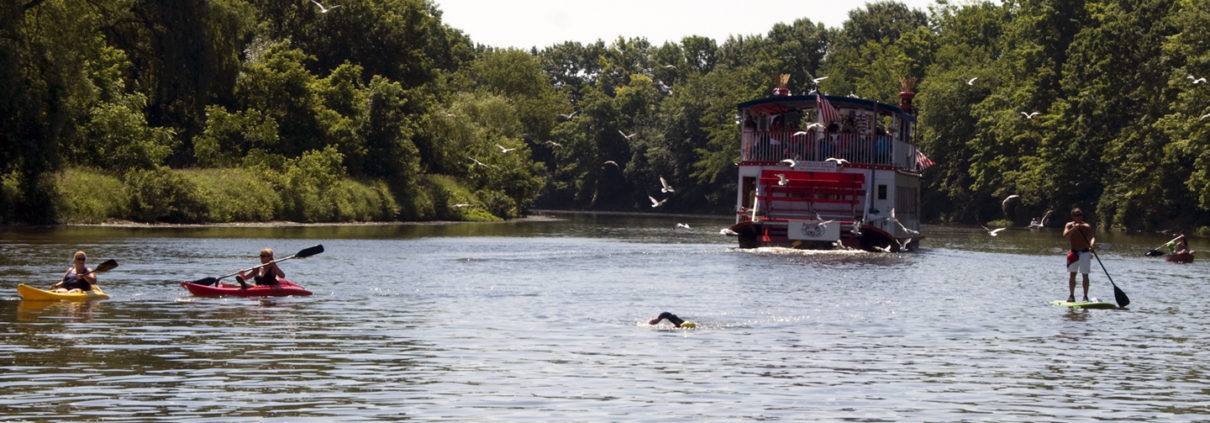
[52,250,97,293]
[769,117,785,146]
[648,311,696,328]
[742,117,756,158]
[1062,208,1095,303]
[237,248,285,289]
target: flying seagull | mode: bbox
[1002,194,1020,209]
[1200,113,1210,121]
[967,77,978,85]
[559,112,577,120]
[618,130,637,140]
[648,195,668,208]
[452,203,471,208]
[311,0,340,13]
[1021,111,1040,119]
[813,76,828,83]
[780,158,797,168]
[825,157,850,165]
[467,157,493,168]
[981,225,1007,237]
[496,143,517,153]
[676,223,691,229]
[775,173,788,186]
[659,176,675,193]
[603,160,619,167]
[1189,75,1207,84]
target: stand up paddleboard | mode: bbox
[1051,299,1118,309]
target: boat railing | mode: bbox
[742,129,920,171]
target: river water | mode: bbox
[1,213,1208,421]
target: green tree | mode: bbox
[821,1,928,97]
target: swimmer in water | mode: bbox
[648,311,696,328]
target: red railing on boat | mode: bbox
[753,170,865,222]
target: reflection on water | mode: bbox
[1,213,1209,420]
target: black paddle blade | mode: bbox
[296,244,324,258]
[1114,285,1130,307]
[190,277,219,286]
[94,259,119,273]
[1144,250,1164,257]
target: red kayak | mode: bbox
[180,278,313,297]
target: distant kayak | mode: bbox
[1166,251,1195,263]
[180,278,312,297]
[18,284,110,301]
[1051,299,1117,309]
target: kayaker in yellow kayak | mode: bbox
[51,251,98,294]
[236,248,285,289]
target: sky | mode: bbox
[433,0,943,50]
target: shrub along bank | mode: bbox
[50,167,500,224]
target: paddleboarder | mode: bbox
[237,248,285,289]
[1062,208,1095,302]
[51,251,98,294]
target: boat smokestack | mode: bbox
[772,73,791,96]
[898,77,916,113]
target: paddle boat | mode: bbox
[727,76,924,251]
[180,278,313,297]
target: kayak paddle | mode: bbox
[189,244,324,286]
[1145,236,1180,257]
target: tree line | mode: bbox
[1,0,1208,233]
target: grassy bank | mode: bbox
[53,167,502,224]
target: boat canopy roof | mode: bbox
[737,94,915,123]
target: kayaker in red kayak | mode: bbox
[51,251,98,293]
[236,248,284,289]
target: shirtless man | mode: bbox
[1062,208,1095,302]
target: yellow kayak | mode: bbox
[17,284,110,301]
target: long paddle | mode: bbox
[1073,228,1129,307]
[50,259,118,289]
[188,245,324,286]
[1090,248,1130,307]
[1145,236,1181,257]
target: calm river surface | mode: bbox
[2,213,1209,421]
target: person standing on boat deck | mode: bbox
[1062,208,1095,302]
[52,251,97,293]
[237,248,284,289]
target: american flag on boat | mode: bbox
[915,150,936,170]
[816,92,840,125]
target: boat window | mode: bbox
[878,184,887,200]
